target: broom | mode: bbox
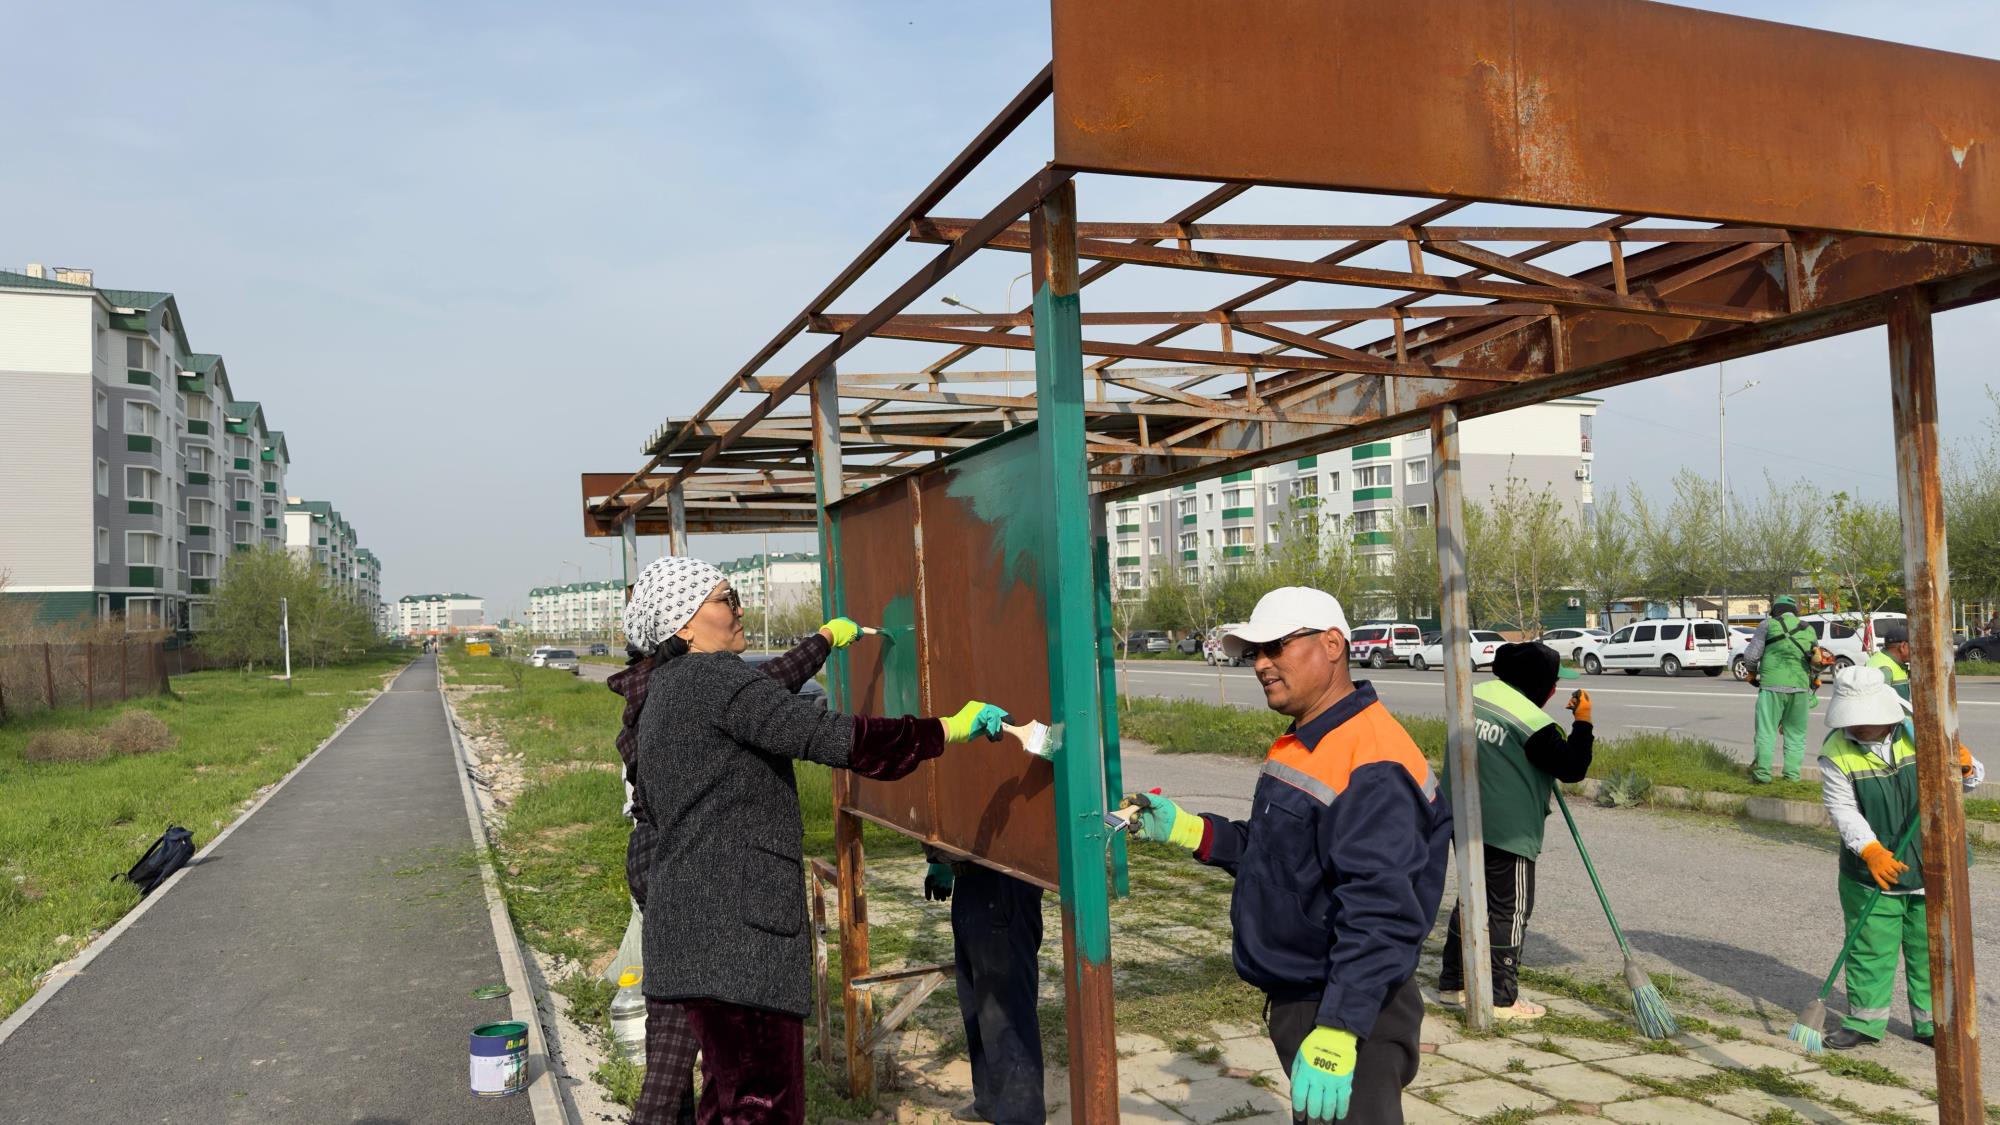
[1551,789,1679,1038]
[1786,814,1922,1053]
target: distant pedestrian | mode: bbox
[1744,596,1815,782]
[1984,611,2000,637]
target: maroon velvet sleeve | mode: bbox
[845,715,946,781]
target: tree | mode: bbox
[1383,510,1438,623]
[1736,472,1823,603]
[1632,470,1722,615]
[1946,389,2000,608]
[1468,472,1577,637]
[1135,559,1201,634]
[768,584,824,644]
[1816,492,1903,617]
[205,547,375,670]
[1576,489,1641,630]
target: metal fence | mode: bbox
[0,641,228,721]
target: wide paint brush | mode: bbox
[1002,719,1055,760]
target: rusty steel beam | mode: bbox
[819,304,1557,329]
[1887,289,1984,1121]
[930,220,1793,243]
[1050,0,2000,243]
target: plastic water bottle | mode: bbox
[610,968,647,1061]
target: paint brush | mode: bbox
[1002,719,1054,760]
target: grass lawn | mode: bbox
[1958,660,2000,676]
[0,651,410,1020]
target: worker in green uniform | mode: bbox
[1436,642,1593,1021]
[1865,621,1912,701]
[1817,666,1985,1049]
[1743,596,1815,782]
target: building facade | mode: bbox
[396,593,484,637]
[717,552,820,612]
[525,581,623,638]
[0,265,326,632]
[284,498,382,627]
[1111,398,1599,611]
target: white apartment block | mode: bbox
[0,265,304,632]
[1110,398,1599,612]
[525,581,623,638]
[284,498,383,626]
[718,552,820,612]
[397,593,483,637]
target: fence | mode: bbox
[0,641,209,721]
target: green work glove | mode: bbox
[1291,1026,1357,1123]
[941,701,1007,743]
[923,863,955,902]
[1128,791,1207,851]
[820,618,860,648]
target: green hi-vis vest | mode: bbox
[1821,729,1924,893]
[1866,650,1911,701]
[1438,680,1559,860]
[1758,614,1815,690]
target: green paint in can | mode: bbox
[469,1020,528,1097]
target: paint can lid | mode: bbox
[471,984,512,1000]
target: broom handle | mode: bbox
[1809,813,1925,1001]
[1551,788,1636,961]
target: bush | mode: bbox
[1597,767,1654,809]
[22,729,111,763]
[103,711,176,755]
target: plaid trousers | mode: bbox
[630,998,697,1125]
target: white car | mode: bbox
[529,645,556,667]
[1796,612,1906,670]
[1409,630,1507,672]
[1203,626,1247,667]
[1590,618,1729,677]
[1540,627,1608,665]
[1348,623,1426,669]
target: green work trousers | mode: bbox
[1753,689,1811,781]
[1838,877,1933,1039]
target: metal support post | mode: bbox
[1032,179,1121,1121]
[1432,403,1494,1030]
[620,515,639,602]
[666,488,688,558]
[1091,503,1130,899]
[1886,288,1983,1121]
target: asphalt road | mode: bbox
[1122,741,2000,1095]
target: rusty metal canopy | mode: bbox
[584,0,2000,535]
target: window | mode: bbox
[1224,527,1254,546]
[1222,487,1250,507]
[189,499,215,525]
[1369,554,1394,576]
[1405,459,1429,485]
[1148,537,1161,554]
[1634,625,1657,642]
[1148,504,1161,520]
[1268,522,1280,542]
[125,597,164,631]
[1610,627,1634,644]
[124,401,158,437]
[1178,497,1196,517]
[125,336,146,369]
[235,522,254,544]
[1660,624,1685,640]
[1352,509,1384,532]
[1694,622,1727,640]
[1117,506,1136,524]
[96,528,110,564]
[95,391,108,428]
[96,459,109,496]
[1205,494,1215,511]
[1405,504,1429,526]
[1326,470,1340,491]
[190,553,214,579]
[1355,464,1392,488]
[1829,619,1857,640]
[1289,477,1318,499]
[1184,566,1199,582]
[1119,572,1141,590]
[1205,529,1216,546]
[1179,532,1197,551]
[1266,484,1279,504]
[125,467,159,501]
[126,532,161,565]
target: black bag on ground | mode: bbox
[116,826,195,896]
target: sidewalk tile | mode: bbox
[1407,1058,1490,1089]
[1683,1037,1823,1074]
[1603,1095,1754,1124]
[1517,1060,1647,1103]
[1122,1049,1222,1091]
[1118,1091,1191,1122]
[1436,1038,1573,1072]
[1119,1032,1171,1056]
[1208,1021,1263,1041]
[1420,1013,1465,1047]
[1797,1072,1931,1113]
[1594,1052,1723,1081]
[1214,1036,1280,1074]
[1426,1077,1557,1117]
[1708,1089,1872,1124]
[1180,1080,1287,1124]
[1400,1093,1466,1123]
[1532,1033,1646,1061]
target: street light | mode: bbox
[944,270,1032,397]
[1717,367,1761,629]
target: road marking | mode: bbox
[1628,704,1675,710]
[1123,667,2000,706]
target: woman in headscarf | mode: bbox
[627,556,1005,1123]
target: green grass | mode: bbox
[1118,695,1446,764]
[0,651,411,1019]
[1584,732,1821,804]
[1956,660,2000,676]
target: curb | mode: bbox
[439,669,578,1125]
[0,663,405,1049]
[1567,777,2000,845]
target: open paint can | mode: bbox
[469,1020,528,1097]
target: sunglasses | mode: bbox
[706,588,742,614]
[1243,629,1323,661]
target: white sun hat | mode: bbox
[1824,665,1912,730]
[1221,587,1352,660]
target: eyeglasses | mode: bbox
[1244,629,1323,661]
[706,588,742,614]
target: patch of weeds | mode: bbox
[1757,1111,1809,1125]
[1469,1108,1540,1125]
[1168,1036,1223,1066]
[557,973,616,1027]
[1519,1011,1638,1045]
[1597,767,1654,808]
[1213,1101,1273,1122]
[1504,1058,1530,1074]
[1816,1052,1908,1088]
[1246,1072,1276,1089]
[1732,1066,1818,1100]
[593,1052,643,1107]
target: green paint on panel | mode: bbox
[1354,486,1393,501]
[1221,507,1253,520]
[1297,455,1318,468]
[1352,442,1392,460]
[1181,513,1198,525]
[1222,471,1252,484]
[942,427,1044,591]
[877,594,921,718]
[1353,531,1391,545]
[1,590,95,625]
[1223,545,1250,558]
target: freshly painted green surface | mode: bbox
[126,436,153,453]
[1353,442,1392,459]
[128,567,159,587]
[1222,471,1252,484]
[178,376,208,394]
[940,421,1044,593]
[877,595,921,720]
[1221,507,1253,520]
[1033,257,1112,965]
[1353,531,1391,545]
[226,421,249,435]
[1223,546,1250,558]
[1297,456,1318,469]
[260,449,275,462]
[1355,486,1394,501]
[1181,513,1197,525]
[1092,531,1130,899]
[0,590,95,624]
[126,501,157,516]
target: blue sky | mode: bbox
[4,1,1995,620]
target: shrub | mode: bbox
[23,729,111,763]
[103,711,176,755]
[1597,767,1654,808]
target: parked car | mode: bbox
[1348,623,1425,668]
[528,645,557,667]
[1123,630,1172,655]
[542,648,581,674]
[1590,618,1728,676]
[1409,630,1507,671]
[1203,625,1248,667]
[1728,625,1757,680]
[1540,627,1607,665]
[742,652,828,707]
[1795,612,1906,671]
[1175,633,1203,655]
[588,642,611,656]
[1958,633,2000,665]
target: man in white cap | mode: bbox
[1126,587,1453,1124]
[1816,665,1984,1050]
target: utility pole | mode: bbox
[280,596,292,683]
[1717,368,1759,631]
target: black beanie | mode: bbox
[1493,641,1561,704]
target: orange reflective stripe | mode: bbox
[1263,701,1437,802]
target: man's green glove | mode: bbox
[820,618,861,648]
[1291,1026,1357,1123]
[941,701,1007,743]
[923,862,955,902]
[1128,791,1207,851]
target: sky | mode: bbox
[3,1,1996,622]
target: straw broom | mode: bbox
[1787,815,1922,1053]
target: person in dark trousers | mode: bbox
[921,852,1046,1124]
[1128,587,1454,1124]
[627,555,1008,1124]
[1436,642,1593,1020]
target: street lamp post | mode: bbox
[943,269,1031,398]
[1717,367,1761,633]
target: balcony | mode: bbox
[127,435,156,453]
[128,566,160,587]
[187,420,211,436]
[187,472,210,486]
[127,500,160,516]
[126,368,158,388]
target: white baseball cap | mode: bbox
[1825,665,1912,730]
[1221,587,1351,660]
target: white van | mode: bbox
[1348,623,1425,668]
[1795,612,1906,670]
[1589,618,1730,677]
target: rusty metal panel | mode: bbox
[1051,0,2000,244]
[832,427,1062,890]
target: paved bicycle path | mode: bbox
[0,657,536,1125]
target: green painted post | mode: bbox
[1032,179,1119,1119]
[1093,512,1130,899]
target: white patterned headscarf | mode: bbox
[623,556,727,654]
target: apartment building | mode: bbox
[525,581,624,638]
[396,593,483,637]
[284,498,382,624]
[1111,398,1599,611]
[717,552,820,612]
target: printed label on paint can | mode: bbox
[469,1021,528,1097]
